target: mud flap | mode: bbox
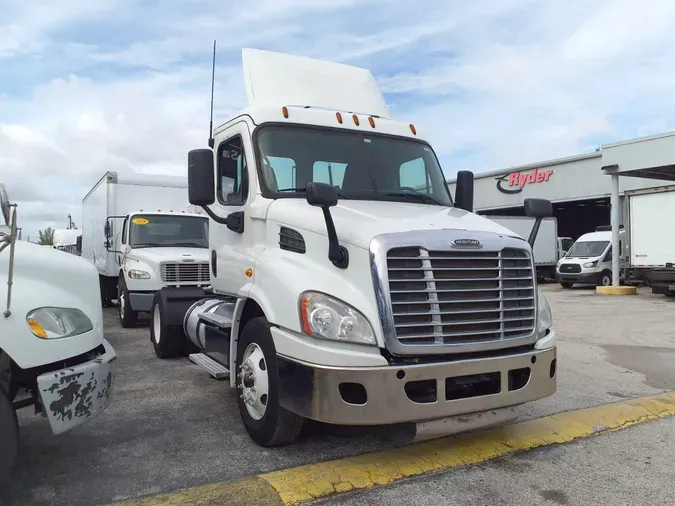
[413,407,519,443]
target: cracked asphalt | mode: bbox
[3,283,675,506]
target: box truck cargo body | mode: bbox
[625,186,675,295]
[487,216,564,280]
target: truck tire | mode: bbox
[0,389,18,491]
[150,293,187,359]
[236,317,304,447]
[560,282,574,289]
[118,278,138,328]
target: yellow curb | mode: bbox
[115,391,675,506]
[596,285,637,295]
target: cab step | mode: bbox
[199,312,232,329]
[188,353,230,379]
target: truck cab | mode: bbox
[0,185,116,487]
[556,229,625,288]
[149,49,558,447]
[109,210,210,327]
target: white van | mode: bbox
[556,229,625,288]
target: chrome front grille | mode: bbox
[160,262,210,284]
[384,245,536,352]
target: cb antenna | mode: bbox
[208,40,217,149]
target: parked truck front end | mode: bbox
[0,185,116,487]
[111,211,210,327]
[150,48,556,447]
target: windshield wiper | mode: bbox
[172,242,208,247]
[382,191,443,206]
[277,187,349,199]
[132,242,162,247]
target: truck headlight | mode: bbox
[128,269,150,279]
[299,292,375,346]
[537,288,553,336]
[583,260,598,268]
[26,307,94,340]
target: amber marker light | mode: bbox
[245,268,253,278]
[282,106,289,118]
[300,296,312,334]
[409,124,417,135]
[352,114,360,126]
[336,112,343,124]
[368,116,375,128]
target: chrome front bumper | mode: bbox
[37,339,117,435]
[278,346,556,426]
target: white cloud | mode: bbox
[3,0,675,238]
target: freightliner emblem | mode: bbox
[451,238,483,248]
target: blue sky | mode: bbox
[2,0,675,238]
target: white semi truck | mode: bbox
[622,185,675,296]
[0,184,116,487]
[486,216,571,281]
[149,49,558,446]
[81,171,210,327]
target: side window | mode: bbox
[603,246,612,263]
[121,218,128,245]
[217,135,248,205]
[400,158,430,191]
[313,161,347,188]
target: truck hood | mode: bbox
[267,200,520,248]
[0,241,104,369]
[128,247,210,263]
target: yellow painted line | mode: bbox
[115,391,675,506]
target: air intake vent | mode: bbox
[279,227,306,254]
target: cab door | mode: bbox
[208,121,257,297]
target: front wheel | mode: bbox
[118,278,138,328]
[598,271,612,287]
[560,282,574,289]
[236,317,304,447]
[0,389,18,490]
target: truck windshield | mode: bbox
[566,240,609,258]
[255,125,453,206]
[128,215,209,248]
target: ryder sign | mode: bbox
[496,168,554,194]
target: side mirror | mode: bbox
[524,198,553,218]
[104,220,111,239]
[120,244,131,255]
[305,181,338,208]
[76,235,82,252]
[188,148,215,206]
[524,198,553,247]
[454,170,474,212]
[304,182,347,268]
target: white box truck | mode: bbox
[0,184,116,488]
[52,229,81,255]
[486,217,570,281]
[148,48,558,447]
[623,185,675,295]
[81,171,210,327]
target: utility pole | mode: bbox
[67,214,76,230]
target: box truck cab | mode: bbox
[149,49,558,447]
[108,210,210,328]
[0,185,116,488]
[556,228,625,288]
[52,229,81,255]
